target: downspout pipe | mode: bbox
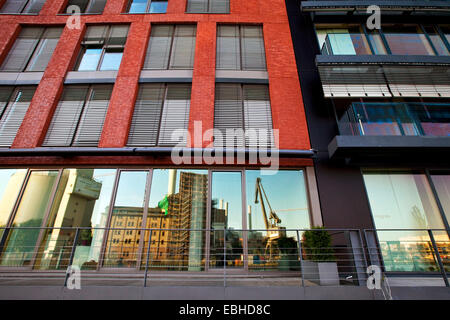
[0,147,317,158]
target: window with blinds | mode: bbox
[143,25,197,70]
[42,84,113,147]
[0,0,46,14]
[186,0,229,13]
[214,83,274,148]
[75,25,129,71]
[0,86,36,147]
[64,0,106,14]
[127,83,191,147]
[216,25,267,71]
[0,27,62,72]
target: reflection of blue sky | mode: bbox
[114,171,148,208]
[246,170,310,236]
[212,172,242,229]
[91,169,117,226]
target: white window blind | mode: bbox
[214,83,273,148]
[127,83,191,147]
[186,0,229,13]
[143,25,197,70]
[0,86,36,147]
[0,27,62,72]
[216,25,266,71]
[42,85,112,147]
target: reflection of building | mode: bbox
[107,207,169,267]
[164,171,208,271]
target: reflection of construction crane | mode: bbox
[254,177,285,261]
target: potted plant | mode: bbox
[301,227,339,285]
[79,229,92,246]
[276,236,300,271]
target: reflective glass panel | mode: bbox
[77,48,102,71]
[0,169,27,239]
[245,170,309,271]
[104,171,148,268]
[363,171,446,272]
[210,172,243,269]
[144,169,208,271]
[34,169,116,270]
[0,171,59,267]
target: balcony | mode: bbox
[301,0,450,15]
[328,102,450,159]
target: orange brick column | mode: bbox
[40,0,65,16]
[188,21,216,148]
[168,0,187,14]
[103,0,128,15]
[264,21,311,150]
[99,21,151,148]
[12,24,85,148]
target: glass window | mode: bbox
[430,173,450,226]
[42,84,113,147]
[363,171,447,272]
[315,26,372,55]
[0,0,45,14]
[0,169,27,239]
[214,83,274,148]
[127,83,191,147]
[34,169,117,270]
[423,26,449,56]
[143,25,196,70]
[145,169,208,271]
[0,27,62,72]
[186,0,229,13]
[383,25,435,55]
[127,0,167,13]
[104,171,148,268]
[217,25,266,71]
[0,171,59,267]
[75,25,129,71]
[65,0,106,14]
[245,170,310,271]
[0,86,37,147]
[210,172,243,269]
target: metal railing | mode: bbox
[0,227,448,288]
[338,102,450,137]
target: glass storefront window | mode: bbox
[145,169,208,271]
[0,169,27,239]
[363,171,447,272]
[210,172,243,269]
[103,171,148,268]
[0,171,59,267]
[245,170,310,271]
[430,173,450,227]
[34,169,117,270]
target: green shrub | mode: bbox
[302,227,335,262]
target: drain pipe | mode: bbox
[0,147,317,158]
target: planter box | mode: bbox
[302,260,339,286]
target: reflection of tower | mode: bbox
[248,205,252,230]
[168,169,177,196]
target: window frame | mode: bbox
[63,0,107,14]
[0,0,45,14]
[185,0,230,14]
[126,0,168,14]
[74,25,129,72]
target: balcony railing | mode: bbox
[338,102,450,137]
[0,227,448,288]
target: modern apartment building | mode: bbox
[0,0,447,300]
[286,0,450,294]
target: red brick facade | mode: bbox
[0,0,311,166]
